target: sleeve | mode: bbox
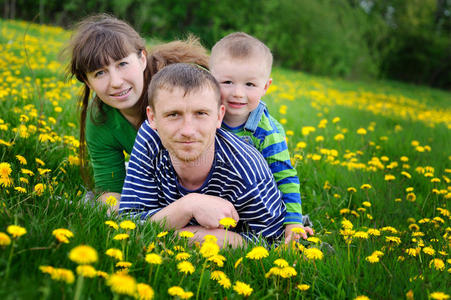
[86,117,126,194]
[234,172,286,239]
[119,126,163,219]
[258,115,304,224]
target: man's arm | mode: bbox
[150,193,239,230]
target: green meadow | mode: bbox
[0,19,450,300]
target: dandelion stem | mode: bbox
[196,260,207,300]
[222,228,229,249]
[5,239,15,280]
[152,265,161,287]
[73,275,84,300]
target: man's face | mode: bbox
[147,86,225,164]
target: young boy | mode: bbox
[209,32,313,243]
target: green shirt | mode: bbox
[86,104,137,193]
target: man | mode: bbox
[119,63,286,247]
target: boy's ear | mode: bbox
[263,78,273,93]
[146,106,157,130]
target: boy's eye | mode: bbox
[222,80,232,85]
[246,82,256,87]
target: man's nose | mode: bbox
[180,116,195,136]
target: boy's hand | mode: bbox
[284,223,314,244]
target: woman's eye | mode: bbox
[119,61,128,67]
[94,70,105,78]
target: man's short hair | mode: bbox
[147,63,221,109]
[210,32,273,77]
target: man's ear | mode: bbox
[146,106,157,130]
[216,104,225,128]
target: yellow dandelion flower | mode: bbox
[208,254,226,267]
[423,246,435,256]
[211,270,227,281]
[200,242,220,258]
[405,248,420,257]
[177,261,195,274]
[145,253,162,265]
[50,268,75,284]
[52,228,74,244]
[34,183,45,196]
[430,292,450,300]
[360,184,372,190]
[304,248,323,260]
[76,265,97,278]
[409,224,420,231]
[362,201,371,207]
[14,187,26,193]
[233,281,253,297]
[341,218,353,229]
[354,231,369,239]
[274,258,289,267]
[105,220,119,230]
[356,128,367,135]
[280,266,297,278]
[384,174,396,181]
[0,232,12,246]
[381,226,398,234]
[106,196,118,207]
[365,255,380,263]
[68,245,98,265]
[219,217,237,228]
[35,158,45,166]
[334,133,345,141]
[15,155,27,165]
[401,171,412,179]
[291,227,306,234]
[106,248,123,261]
[354,296,370,300]
[119,220,136,230]
[246,246,269,260]
[136,283,154,300]
[0,162,12,178]
[113,233,129,241]
[97,271,109,279]
[385,236,401,245]
[7,225,27,238]
[218,276,232,289]
[116,261,132,269]
[175,252,191,261]
[168,286,185,297]
[234,257,243,268]
[178,231,195,238]
[107,273,137,296]
[406,193,416,202]
[157,231,168,238]
[297,284,310,291]
[429,258,445,271]
[347,187,357,193]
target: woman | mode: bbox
[65,14,209,208]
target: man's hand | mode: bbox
[188,194,239,229]
[284,223,314,244]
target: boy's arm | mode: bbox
[258,115,304,225]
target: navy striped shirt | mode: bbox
[119,120,286,239]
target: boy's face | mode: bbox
[146,86,225,164]
[210,55,271,126]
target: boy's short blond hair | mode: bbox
[210,32,273,78]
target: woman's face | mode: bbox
[85,52,147,113]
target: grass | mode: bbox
[0,18,450,300]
